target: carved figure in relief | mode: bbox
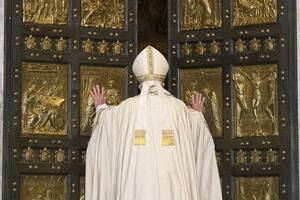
[112,41,123,55]
[202,88,221,134]
[232,73,248,127]
[266,148,277,163]
[181,42,192,57]
[22,83,38,130]
[22,78,66,135]
[239,70,268,124]
[24,35,37,50]
[185,80,199,106]
[56,37,67,52]
[236,149,247,164]
[265,69,277,124]
[265,36,276,51]
[181,0,222,30]
[195,41,206,55]
[81,77,97,133]
[237,177,279,200]
[210,40,220,55]
[81,0,125,29]
[250,149,261,164]
[234,0,277,26]
[235,38,246,53]
[98,40,109,54]
[23,0,67,25]
[105,79,120,105]
[250,37,261,52]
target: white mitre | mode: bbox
[132,46,170,130]
[133,45,169,83]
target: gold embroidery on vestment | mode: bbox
[134,129,146,145]
[162,129,175,146]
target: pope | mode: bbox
[85,46,222,200]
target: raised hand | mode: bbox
[191,92,205,113]
[90,85,106,108]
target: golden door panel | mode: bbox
[20,175,67,200]
[180,68,222,137]
[180,0,222,31]
[21,62,68,136]
[235,176,279,200]
[80,176,85,200]
[233,0,277,27]
[233,64,278,137]
[23,0,68,25]
[80,66,125,135]
[81,0,125,29]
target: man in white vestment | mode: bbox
[85,46,222,200]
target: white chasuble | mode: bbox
[85,89,222,200]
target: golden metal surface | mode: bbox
[235,176,279,200]
[39,147,51,162]
[250,37,261,52]
[250,149,262,164]
[82,39,94,53]
[54,148,65,163]
[23,0,68,25]
[21,62,68,136]
[209,40,220,55]
[265,36,276,51]
[80,176,85,200]
[236,149,247,164]
[181,0,222,31]
[56,37,67,52]
[180,68,222,137]
[233,65,278,137]
[21,175,67,200]
[112,40,124,55]
[40,36,52,51]
[266,148,277,163]
[181,42,193,57]
[97,40,109,54]
[81,0,125,29]
[24,35,37,50]
[23,147,34,162]
[80,66,125,135]
[195,41,206,56]
[233,0,277,27]
[235,38,246,53]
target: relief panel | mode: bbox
[20,175,67,200]
[233,0,277,27]
[180,0,222,31]
[23,0,68,25]
[81,0,125,29]
[233,65,278,137]
[180,68,222,137]
[80,66,125,135]
[21,62,68,136]
[235,176,279,200]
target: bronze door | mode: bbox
[168,0,298,199]
[4,0,138,199]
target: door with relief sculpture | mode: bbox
[4,0,137,199]
[169,0,297,199]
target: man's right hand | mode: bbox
[90,85,106,108]
[191,92,205,113]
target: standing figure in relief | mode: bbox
[233,72,248,127]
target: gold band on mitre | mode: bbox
[136,74,166,83]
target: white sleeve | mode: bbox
[96,103,109,112]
